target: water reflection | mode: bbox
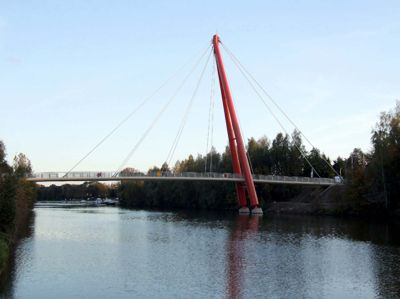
[1,208,400,298]
[226,215,260,299]
[0,210,35,299]
[224,214,400,298]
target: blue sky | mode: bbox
[0,1,399,173]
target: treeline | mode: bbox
[343,102,400,214]
[0,141,36,274]
[36,182,118,201]
[37,129,336,209]
[119,103,400,215]
[118,130,337,210]
[36,103,400,215]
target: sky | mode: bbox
[0,1,399,173]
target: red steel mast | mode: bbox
[212,34,262,214]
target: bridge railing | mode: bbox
[143,171,243,179]
[252,174,335,184]
[30,171,116,179]
[29,171,338,184]
[30,172,60,179]
[30,171,245,180]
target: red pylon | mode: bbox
[212,34,262,214]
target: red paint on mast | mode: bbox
[216,70,247,208]
[212,34,260,209]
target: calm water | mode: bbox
[1,207,400,299]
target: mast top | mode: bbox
[212,34,220,46]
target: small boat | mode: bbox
[104,198,118,206]
[95,198,104,205]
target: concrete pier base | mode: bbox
[238,207,250,214]
[251,207,263,215]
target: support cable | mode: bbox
[64,43,212,177]
[236,109,255,174]
[209,67,216,174]
[205,58,216,173]
[222,45,321,177]
[114,45,211,176]
[221,42,340,177]
[165,49,212,166]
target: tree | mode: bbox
[120,167,141,176]
[13,153,32,178]
[303,148,334,178]
[160,162,170,172]
[288,130,305,176]
[344,148,368,209]
[333,157,346,177]
[86,182,107,198]
[270,133,290,175]
[0,141,5,163]
[221,146,233,173]
[0,141,12,174]
[247,136,270,174]
[368,102,400,209]
[0,175,16,233]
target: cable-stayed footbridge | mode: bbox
[28,171,336,186]
[29,34,343,215]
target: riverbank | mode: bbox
[0,237,8,275]
[118,182,397,219]
[0,179,35,277]
[265,185,399,218]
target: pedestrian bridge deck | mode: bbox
[27,172,339,186]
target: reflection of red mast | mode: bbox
[226,216,260,299]
[212,34,262,214]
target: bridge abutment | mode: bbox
[238,206,263,215]
[251,207,263,215]
[238,207,250,214]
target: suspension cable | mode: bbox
[209,61,216,173]
[165,49,212,167]
[114,45,212,176]
[221,42,340,177]
[221,44,321,177]
[64,43,212,177]
[205,57,216,173]
[236,106,255,174]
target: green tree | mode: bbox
[333,157,346,177]
[0,141,11,174]
[0,141,5,164]
[0,141,16,233]
[288,130,305,176]
[369,102,400,209]
[247,136,270,174]
[270,133,290,175]
[13,153,32,178]
[220,146,233,173]
[344,148,368,210]
[303,148,334,178]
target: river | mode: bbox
[1,206,400,298]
